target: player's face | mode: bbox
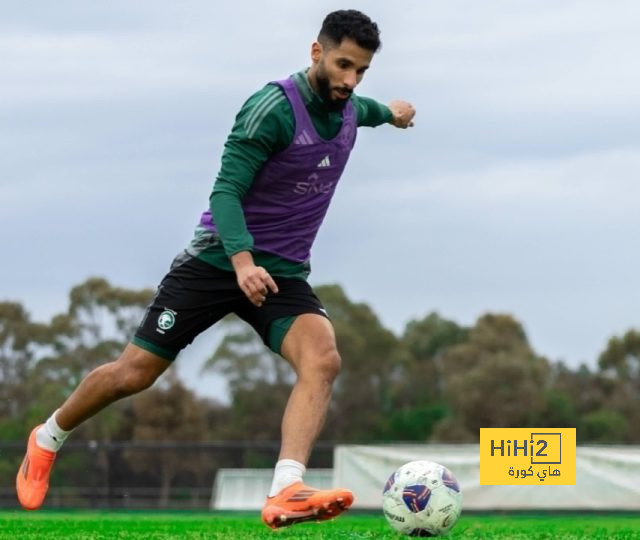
[311,38,374,111]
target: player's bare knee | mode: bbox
[301,348,341,384]
[325,349,342,380]
[120,365,158,394]
[112,347,164,395]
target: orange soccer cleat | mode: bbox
[261,481,354,529]
[16,425,56,510]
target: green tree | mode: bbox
[201,314,293,441]
[0,302,50,436]
[581,408,628,442]
[315,285,403,441]
[0,302,51,484]
[203,315,293,392]
[124,371,215,506]
[599,330,640,384]
[596,330,640,441]
[384,313,468,440]
[537,361,617,442]
[33,277,154,440]
[432,314,550,441]
[1,278,230,498]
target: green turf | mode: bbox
[1,511,640,539]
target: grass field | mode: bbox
[1,511,640,539]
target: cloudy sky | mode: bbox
[2,1,639,398]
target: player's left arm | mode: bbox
[352,95,416,129]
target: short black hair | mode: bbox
[318,10,381,52]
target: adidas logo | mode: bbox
[317,155,331,168]
[287,488,318,502]
[295,130,313,145]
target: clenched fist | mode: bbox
[231,251,279,307]
[389,100,416,129]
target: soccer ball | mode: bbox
[382,460,462,537]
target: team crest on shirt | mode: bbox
[157,309,176,334]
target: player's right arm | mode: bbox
[230,251,278,307]
[211,85,290,305]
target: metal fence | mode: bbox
[0,440,335,510]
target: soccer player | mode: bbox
[16,9,415,528]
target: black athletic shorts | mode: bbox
[132,252,328,361]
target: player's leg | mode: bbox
[278,313,339,466]
[261,313,353,528]
[16,344,170,510]
[16,254,241,510]
[56,343,171,430]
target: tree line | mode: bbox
[1,277,639,503]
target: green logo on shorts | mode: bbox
[157,309,176,331]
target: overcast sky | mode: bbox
[2,1,639,398]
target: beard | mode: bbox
[315,66,352,112]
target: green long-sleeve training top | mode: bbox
[187,69,393,280]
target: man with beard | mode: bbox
[16,9,415,529]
